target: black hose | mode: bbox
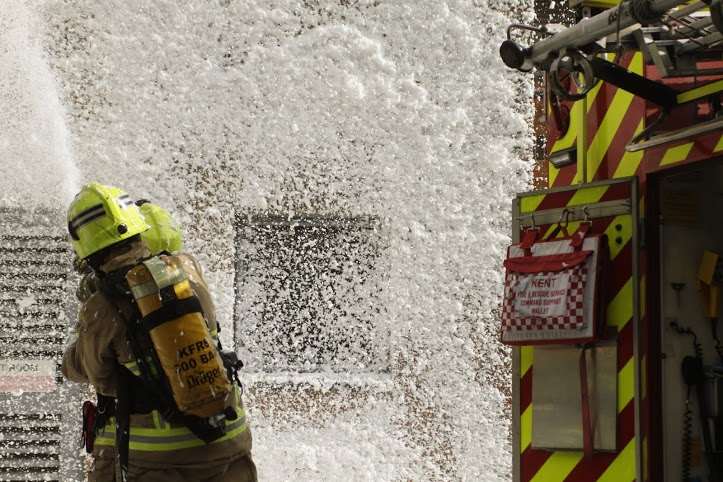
[682,397,694,482]
[671,320,708,481]
[711,318,723,363]
[671,320,703,360]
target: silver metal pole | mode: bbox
[625,116,723,152]
[527,0,689,67]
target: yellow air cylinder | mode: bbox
[125,257,231,418]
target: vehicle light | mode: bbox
[549,148,576,168]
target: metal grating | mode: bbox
[0,233,69,360]
[0,211,82,481]
[234,214,388,373]
[0,413,62,482]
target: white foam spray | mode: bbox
[32,1,534,480]
[0,1,80,208]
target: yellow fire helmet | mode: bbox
[136,200,184,255]
[67,182,150,260]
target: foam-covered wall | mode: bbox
[3,1,533,479]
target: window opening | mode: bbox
[234,213,388,373]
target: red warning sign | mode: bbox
[513,272,571,318]
[500,228,607,345]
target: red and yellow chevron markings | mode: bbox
[530,24,721,479]
[518,181,637,482]
[548,52,646,189]
[548,56,723,186]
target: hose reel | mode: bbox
[549,49,598,101]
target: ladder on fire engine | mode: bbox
[500,0,723,153]
[634,1,723,77]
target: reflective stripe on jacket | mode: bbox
[94,380,248,452]
[95,411,248,452]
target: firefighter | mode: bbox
[72,199,187,481]
[62,182,256,482]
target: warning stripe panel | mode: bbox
[606,215,632,260]
[598,181,631,203]
[617,319,633,371]
[567,185,609,206]
[582,68,643,182]
[593,97,645,181]
[676,79,723,104]
[618,358,635,413]
[548,53,644,189]
[536,190,578,212]
[585,63,622,152]
[545,56,721,185]
[607,279,633,331]
[519,399,636,482]
[608,242,633,296]
[597,438,636,482]
[522,447,553,482]
[550,163,578,190]
[516,179,636,482]
[534,43,722,482]
[617,400,635,448]
[521,405,532,453]
[520,180,632,217]
[641,131,723,174]
[612,119,646,180]
[521,346,534,376]
[564,453,619,482]
[521,368,533,412]
[564,402,634,482]
[531,451,583,482]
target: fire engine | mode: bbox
[501,0,723,480]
